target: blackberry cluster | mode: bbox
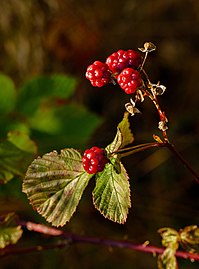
[86,49,143,94]
[82,146,108,174]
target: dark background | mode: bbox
[0,0,198,268]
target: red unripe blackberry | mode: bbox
[117,68,143,94]
[82,146,108,174]
[85,61,111,87]
[106,49,141,75]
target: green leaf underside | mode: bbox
[23,149,93,227]
[0,132,37,184]
[106,112,134,154]
[93,158,131,224]
[0,213,23,249]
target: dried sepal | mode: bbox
[125,98,141,116]
[179,225,199,253]
[150,82,166,96]
[158,121,168,132]
[138,42,156,53]
[158,227,179,249]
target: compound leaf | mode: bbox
[0,213,23,249]
[23,148,93,227]
[93,157,131,224]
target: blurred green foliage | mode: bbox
[0,73,102,153]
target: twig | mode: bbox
[1,221,198,262]
[165,143,199,184]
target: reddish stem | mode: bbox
[1,221,198,262]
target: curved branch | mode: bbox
[1,221,198,262]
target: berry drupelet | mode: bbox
[82,146,108,174]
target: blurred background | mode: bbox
[0,0,198,268]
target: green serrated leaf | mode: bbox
[93,157,131,224]
[23,148,93,227]
[0,73,16,115]
[0,213,23,249]
[106,112,134,154]
[0,132,37,184]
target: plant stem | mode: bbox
[111,140,199,183]
[115,142,165,158]
[166,143,199,184]
[1,221,199,262]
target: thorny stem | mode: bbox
[1,221,199,262]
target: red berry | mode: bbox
[117,68,143,94]
[85,61,111,87]
[106,49,141,75]
[82,146,108,174]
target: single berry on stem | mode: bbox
[117,68,143,94]
[82,146,108,174]
[85,61,112,87]
[106,49,142,75]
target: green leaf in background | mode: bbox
[106,112,134,154]
[23,148,93,227]
[93,157,131,224]
[0,213,23,249]
[0,73,16,115]
[17,74,77,115]
[0,132,37,184]
[29,102,102,151]
[13,74,102,151]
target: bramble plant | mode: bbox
[0,42,199,268]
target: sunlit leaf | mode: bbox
[23,148,93,227]
[0,73,16,115]
[106,112,134,154]
[0,132,37,184]
[0,213,23,249]
[93,113,133,223]
[93,157,131,224]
